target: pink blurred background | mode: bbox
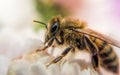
[0,0,119,75]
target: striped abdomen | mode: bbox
[91,37,119,73]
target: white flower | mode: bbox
[7,48,99,75]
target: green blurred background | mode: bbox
[34,0,70,31]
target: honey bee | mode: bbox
[34,16,120,74]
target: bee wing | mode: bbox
[72,28,120,48]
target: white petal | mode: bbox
[8,60,31,75]
[81,69,90,75]
[47,64,61,75]
[0,56,10,75]
[30,62,49,75]
[61,61,81,75]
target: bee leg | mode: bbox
[55,37,64,44]
[46,46,74,67]
[36,37,55,52]
[83,35,99,71]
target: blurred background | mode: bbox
[0,0,120,75]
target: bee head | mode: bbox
[48,16,61,35]
[44,16,62,44]
[33,16,62,44]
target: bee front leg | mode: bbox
[83,35,99,71]
[36,37,55,52]
[55,37,64,44]
[46,46,74,67]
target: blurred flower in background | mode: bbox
[0,0,119,75]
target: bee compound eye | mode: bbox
[50,22,59,33]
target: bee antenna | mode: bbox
[33,20,47,29]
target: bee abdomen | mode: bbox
[91,37,119,73]
[99,45,118,73]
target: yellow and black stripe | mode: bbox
[91,37,119,73]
